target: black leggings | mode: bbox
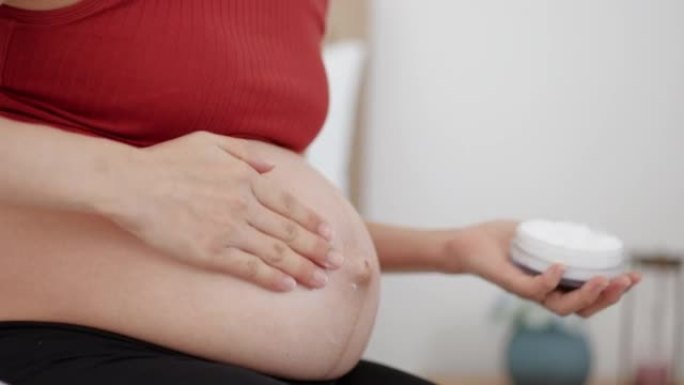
[0,322,434,385]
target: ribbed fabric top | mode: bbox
[0,0,330,152]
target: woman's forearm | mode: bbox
[366,222,455,272]
[0,117,136,213]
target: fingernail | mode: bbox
[260,158,275,168]
[311,270,329,288]
[325,250,344,269]
[318,223,333,241]
[253,157,275,173]
[280,276,297,292]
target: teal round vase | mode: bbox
[506,321,591,385]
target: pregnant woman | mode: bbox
[0,1,639,384]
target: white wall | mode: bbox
[308,41,366,197]
[361,0,684,379]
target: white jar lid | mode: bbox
[511,220,625,281]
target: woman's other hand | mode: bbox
[98,131,340,292]
[440,220,640,318]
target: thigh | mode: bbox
[0,322,288,385]
[337,361,436,385]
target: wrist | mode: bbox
[421,228,465,273]
[439,226,479,274]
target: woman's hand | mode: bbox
[440,220,640,318]
[98,131,340,292]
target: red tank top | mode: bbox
[0,0,330,152]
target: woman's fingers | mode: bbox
[235,226,329,289]
[209,247,298,292]
[246,201,341,269]
[513,270,639,318]
[543,277,611,316]
[494,259,637,318]
[129,132,339,292]
[576,275,635,318]
[213,134,274,173]
[534,264,566,299]
[626,272,642,289]
[251,176,331,239]
[497,263,565,302]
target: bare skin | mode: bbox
[368,221,640,318]
[0,0,640,324]
[0,0,640,380]
[0,122,638,381]
[0,123,380,379]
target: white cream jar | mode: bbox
[511,220,625,289]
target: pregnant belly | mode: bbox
[0,140,381,380]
